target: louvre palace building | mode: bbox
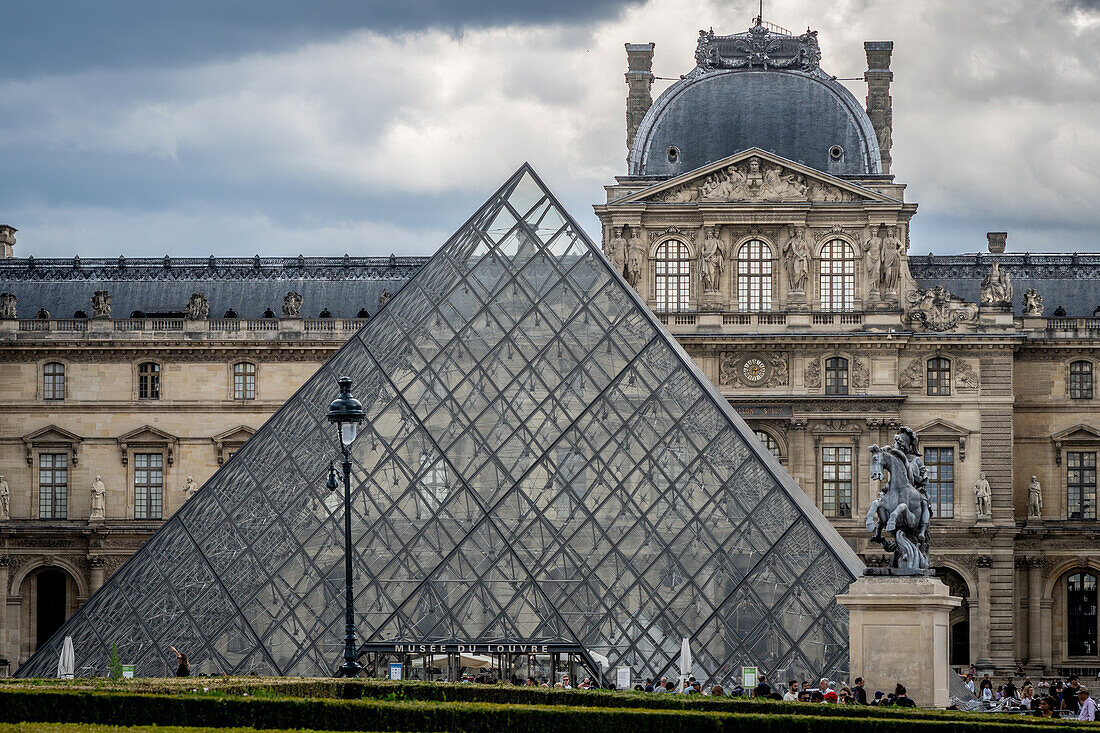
[3,19,1100,681]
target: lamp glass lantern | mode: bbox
[327,376,365,448]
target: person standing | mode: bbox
[170,646,189,677]
[1079,689,1096,721]
[1063,676,1082,715]
[783,680,799,702]
[753,674,772,698]
[853,677,868,705]
[892,684,916,708]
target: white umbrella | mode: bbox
[427,653,492,669]
[588,651,611,670]
[678,637,692,686]
[56,635,74,679]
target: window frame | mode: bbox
[818,239,857,312]
[927,357,952,397]
[652,239,692,313]
[43,362,66,401]
[821,444,853,518]
[1067,571,1098,657]
[38,452,69,519]
[133,452,164,520]
[736,239,773,312]
[824,356,850,396]
[1071,360,1094,400]
[232,361,257,400]
[1068,450,1097,520]
[137,361,161,400]
[754,429,782,460]
[922,445,955,519]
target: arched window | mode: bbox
[1068,571,1098,656]
[819,239,857,311]
[43,362,65,401]
[233,362,256,400]
[737,240,772,312]
[825,357,849,395]
[1071,361,1094,400]
[653,240,691,312]
[754,430,781,458]
[927,357,952,396]
[138,362,160,400]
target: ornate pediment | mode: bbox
[915,419,970,461]
[1052,424,1100,443]
[902,286,978,332]
[22,425,83,465]
[212,425,255,465]
[694,22,821,73]
[117,425,178,465]
[614,149,893,207]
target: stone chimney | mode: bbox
[987,232,1007,254]
[0,225,15,258]
[625,43,655,154]
[864,41,894,175]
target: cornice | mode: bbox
[0,345,340,362]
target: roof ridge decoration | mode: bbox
[17,164,861,684]
[695,21,821,73]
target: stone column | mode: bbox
[1040,599,1054,672]
[625,43,655,153]
[0,556,8,667]
[838,576,961,708]
[1027,558,1042,667]
[863,41,894,175]
[975,555,993,667]
[88,555,106,595]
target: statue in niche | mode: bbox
[90,475,106,520]
[973,472,992,518]
[625,227,646,289]
[881,227,903,294]
[865,427,931,575]
[980,261,1012,306]
[605,227,628,279]
[864,226,884,295]
[184,476,199,500]
[0,475,9,521]
[1022,288,1044,317]
[282,291,303,318]
[186,292,209,320]
[700,227,724,291]
[783,226,811,292]
[0,292,15,319]
[91,290,112,318]
[1027,476,1043,519]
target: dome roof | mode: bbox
[629,25,881,178]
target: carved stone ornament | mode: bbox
[979,261,1013,306]
[852,357,869,389]
[0,475,9,521]
[1022,288,1044,317]
[0,292,16,319]
[186,292,209,320]
[625,227,646,289]
[694,22,821,72]
[282,291,303,318]
[719,351,788,388]
[699,226,724,292]
[866,427,932,575]
[377,290,392,310]
[654,157,856,205]
[91,290,112,318]
[955,359,978,390]
[903,285,978,332]
[1027,476,1043,519]
[804,358,822,389]
[782,226,812,293]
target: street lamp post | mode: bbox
[327,376,365,678]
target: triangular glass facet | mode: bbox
[17,164,862,684]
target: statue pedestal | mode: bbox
[837,575,961,708]
[699,290,723,312]
[786,289,809,313]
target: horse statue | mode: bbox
[866,439,932,574]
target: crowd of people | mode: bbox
[959,668,1097,720]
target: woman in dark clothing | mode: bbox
[170,646,189,677]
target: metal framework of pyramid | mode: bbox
[19,165,863,684]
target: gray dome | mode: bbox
[629,69,881,178]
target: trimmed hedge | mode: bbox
[0,689,1087,733]
[0,724,403,733]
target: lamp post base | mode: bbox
[336,661,363,678]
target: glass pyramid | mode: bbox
[18,165,863,684]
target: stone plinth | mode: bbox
[837,575,960,708]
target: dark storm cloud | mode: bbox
[1,0,644,78]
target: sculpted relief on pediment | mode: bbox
[652,156,860,204]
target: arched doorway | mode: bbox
[18,566,80,662]
[935,567,971,667]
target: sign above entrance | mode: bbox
[389,643,551,654]
[734,405,792,418]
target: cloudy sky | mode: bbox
[2,0,1099,258]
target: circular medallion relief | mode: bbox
[742,357,768,384]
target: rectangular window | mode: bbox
[43,363,65,400]
[134,453,164,520]
[737,240,772,312]
[822,446,852,518]
[923,446,955,519]
[139,363,160,400]
[654,241,691,312]
[233,363,256,400]
[825,357,849,396]
[1071,361,1094,400]
[818,240,856,312]
[1068,451,1097,520]
[927,358,952,396]
[39,453,68,519]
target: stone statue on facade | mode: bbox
[90,475,106,520]
[91,290,112,319]
[282,291,303,318]
[186,292,209,320]
[605,227,628,279]
[973,472,992,518]
[0,292,15,319]
[782,226,811,292]
[377,290,392,310]
[1022,288,1044,317]
[625,227,646,289]
[864,226,884,295]
[865,426,931,574]
[184,476,199,500]
[980,261,1012,306]
[0,475,9,521]
[700,226,724,291]
[881,227,903,294]
[1028,475,1043,519]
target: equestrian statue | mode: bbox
[866,427,933,575]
